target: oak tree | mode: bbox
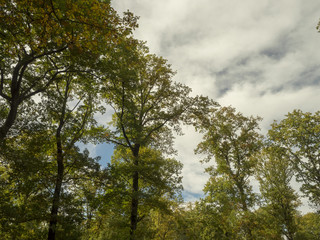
[195,106,263,239]
[255,145,300,240]
[269,110,320,206]
[101,43,191,239]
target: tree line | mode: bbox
[1,0,320,239]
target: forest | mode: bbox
[1,0,320,239]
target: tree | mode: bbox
[42,70,103,240]
[0,116,102,239]
[0,0,138,142]
[0,67,103,239]
[196,177,241,239]
[0,128,52,239]
[295,212,320,240]
[255,145,300,240]
[100,42,191,239]
[0,1,139,237]
[195,106,263,239]
[269,110,320,206]
[147,202,205,240]
[94,147,183,239]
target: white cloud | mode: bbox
[219,85,320,132]
[174,125,210,195]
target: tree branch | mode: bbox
[22,69,68,100]
[0,68,10,101]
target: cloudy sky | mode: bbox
[104,0,320,210]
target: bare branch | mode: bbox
[105,137,129,148]
[22,69,68,100]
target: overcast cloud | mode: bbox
[110,0,320,211]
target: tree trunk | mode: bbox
[130,170,139,240]
[130,144,140,240]
[0,97,19,143]
[0,60,27,143]
[48,124,64,240]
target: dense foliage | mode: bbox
[1,1,320,239]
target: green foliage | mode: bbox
[109,146,183,206]
[102,42,192,151]
[251,208,283,240]
[0,129,102,239]
[295,212,320,240]
[255,145,300,239]
[195,106,263,239]
[98,41,190,238]
[0,63,104,239]
[269,110,320,206]
[196,106,263,208]
[0,0,138,141]
[148,203,205,240]
[89,146,183,239]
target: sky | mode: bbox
[91,0,320,212]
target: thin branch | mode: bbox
[32,46,68,60]
[67,106,90,149]
[105,137,129,148]
[20,68,53,97]
[70,94,85,113]
[49,0,63,28]
[143,119,170,142]
[22,69,68,100]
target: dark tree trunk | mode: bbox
[0,60,28,143]
[47,83,68,240]
[48,132,64,240]
[0,99,19,143]
[129,169,139,239]
[130,144,140,240]
[0,52,64,143]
